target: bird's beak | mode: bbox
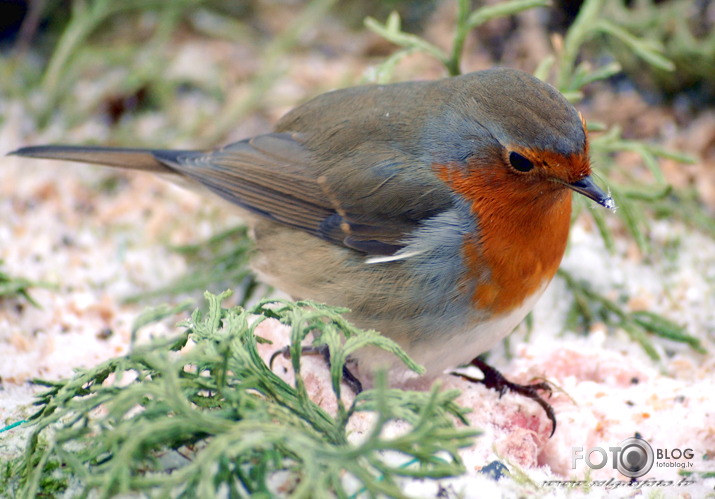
[567,175,615,210]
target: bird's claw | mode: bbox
[455,357,557,438]
[268,344,363,394]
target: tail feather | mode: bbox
[8,145,193,174]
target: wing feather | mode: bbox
[155,133,420,255]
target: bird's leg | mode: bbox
[269,344,363,394]
[454,357,556,437]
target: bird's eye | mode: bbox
[509,151,534,172]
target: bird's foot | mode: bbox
[269,344,363,394]
[454,356,556,437]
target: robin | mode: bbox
[10,68,613,434]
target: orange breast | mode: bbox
[435,164,572,315]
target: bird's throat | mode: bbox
[434,164,572,316]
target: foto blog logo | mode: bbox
[572,437,655,478]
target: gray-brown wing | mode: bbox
[156,133,422,255]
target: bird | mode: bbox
[10,68,613,432]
